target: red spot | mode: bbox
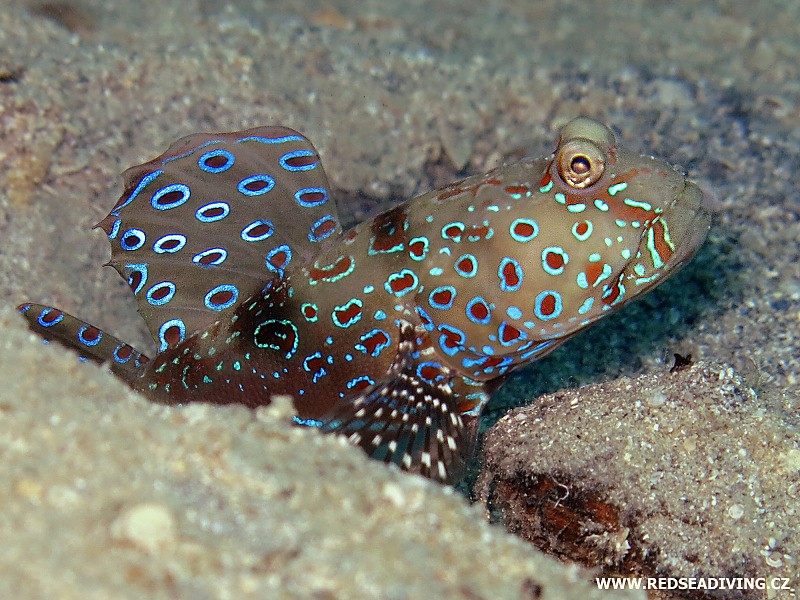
[128,271,143,291]
[285,154,317,168]
[269,250,288,269]
[389,272,416,294]
[247,222,273,238]
[419,364,441,381]
[574,221,589,236]
[201,206,225,218]
[151,286,171,301]
[469,300,489,321]
[123,234,140,247]
[467,224,491,241]
[545,251,564,270]
[408,239,426,259]
[360,330,390,355]
[512,221,535,238]
[308,255,353,283]
[500,324,521,344]
[457,257,476,275]
[439,328,463,350]
[348,378,371,393]
[444,224,463,240]
[244,180,270,193]
[154,189,184,207]
[481,356,503,368]
[305,354,325,373]
[163,325,182,347]
[335,302,361,324]
[116,345,133,360]
[539,172,552,188]
[502,261,520,288]
[431,288,453,306]
[198,250,225,265]
[298,190,325,204]
[209,290,234,306]
[370,206,407,253]
[651,220,674,264]
[204,154,228,168]
[504,184,529,196]
[40,309,63,324]
[457,398,479,413]
[585,262,604,286]
[82,326,100,342]
[159,238,182,250]
[539,294,556,316]
[302,304,317,319]
[312,218,336,239]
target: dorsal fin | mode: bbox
[309,321,477,484]
[96,126,343,352]
[18,303,149,387]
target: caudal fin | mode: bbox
[17,303,149,387]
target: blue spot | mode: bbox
[151,183,191,210]
[106,218,121,240]
[198,149,235,173]
[236,134,305,145]
[293,415,323,427]
[506,305,523,320]
[238,175,275,196]
[346,375,375,390]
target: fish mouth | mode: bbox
[662,180,712,268]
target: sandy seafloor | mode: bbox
[0,0,798,598]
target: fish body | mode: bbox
[19,118,709,482]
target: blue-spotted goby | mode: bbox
[19,117,710,483]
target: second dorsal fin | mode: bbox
[96,127,343,352]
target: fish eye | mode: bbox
[556,139,605,189]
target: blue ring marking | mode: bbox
[198,149,235,173]
[465,296,492,325]
[112,170,162,215]
[120,228,146,251]
[146,281,176,306]
[265,244,292,273]
[509,218,540,243]
[541,246,569,276]
[237,175,275,196]
[158,318,186,352]
[308,215,338,242]
[204,284,239,311]
[151,183,191,210]
[384,268,419,297]
[236,134,305,144]
[37,308,64,327]
[195,201,231,223]
[241,220,275,242]
[572,220,593,241]
[534,290,563,321]
[498,256,524,292]
[192,247,228,266]
[294,187,328,207]
[77,325,102,347]
[454,253,478,278]
[416,361,445,384]
[332,298,363,329]
[497,322,527,347]
[441,221,465,242]
[18,304,32,314]
[124,263,148,295]
[346,375,375,390]
[437,324,466,357]
[279,149,318,171]
[107,218,121,240]
[408,236,429,261]
[153,233,187,254]
[428,285,457,310]
[113,344,132,364]
[354,328,392,357]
